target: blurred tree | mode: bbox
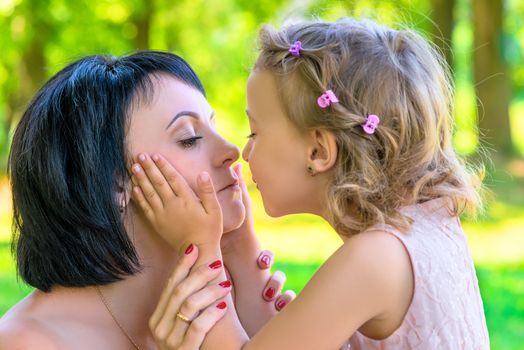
[131,0,154,50]
[473,0,513,156]
[0,0,522,172]
[0,0,53,172]
[431,0,456,68]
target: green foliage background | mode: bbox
[0,0,523,349]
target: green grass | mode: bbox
[0,242,32,313]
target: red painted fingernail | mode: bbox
[276,300,287,310]
[184,243,194,255]
[260,255,271,266]
[216,301,227,310]
[209,260,222,269]
[265,287,275,299]
[219,280,232,288]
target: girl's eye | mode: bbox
[178,136,203,149]
[246,133,256,139]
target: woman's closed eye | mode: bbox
[178,135,203,149]
[246,132,256,139]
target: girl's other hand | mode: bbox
[131,153,223,250]
[150,244,230,349]
[257,250,296,312]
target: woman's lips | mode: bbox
[219,179,240,192]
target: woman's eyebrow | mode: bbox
[165,111,200,130]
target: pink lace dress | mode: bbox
[342,198,490,349]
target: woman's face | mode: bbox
[127,74,245,233]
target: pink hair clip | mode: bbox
[362,114,380,134]
[289,41,302,57]
[317,90,339,108]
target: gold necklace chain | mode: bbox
[96,286,141,350]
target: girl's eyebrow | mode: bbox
[165,110,215,130]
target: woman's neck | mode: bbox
[96,207,181,347]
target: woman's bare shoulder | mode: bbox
[0,309,60,350]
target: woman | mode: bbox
[0,51,293,349]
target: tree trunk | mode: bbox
[431,0,456,69]
[0,0,49,172]
[472,0,513,155]
[133,0,154,50]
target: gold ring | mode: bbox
[176,312,192,323]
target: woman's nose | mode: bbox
[217,138,240,167]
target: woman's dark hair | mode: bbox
[8,51,205,292]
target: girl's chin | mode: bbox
[221,199,246,233]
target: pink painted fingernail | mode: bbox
[209,260,222,269]
[219,280,232,288]
[132,164,141,173]
[276,300,287,310]
[260,254,271,266]
[265,287,275,299]
[138,153,146,162]
[152,154,159,162]
[216,301,227,309]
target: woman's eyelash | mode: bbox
[246,133,256,139]
[178,136,203,148]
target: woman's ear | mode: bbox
[307,129,338,175]
[116,177,132,213]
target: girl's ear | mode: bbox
[307,129,338,174]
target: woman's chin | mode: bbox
[221,199,246,233]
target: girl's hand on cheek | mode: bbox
[131,153,223,249]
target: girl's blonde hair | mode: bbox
[255,18,483,235]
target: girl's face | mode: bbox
[243,70,320,217]
[127,74,245,233]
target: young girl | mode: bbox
[131,18,490,349]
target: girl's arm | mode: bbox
[244,231,412,349]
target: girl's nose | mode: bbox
[242,140,252,162]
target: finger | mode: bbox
[233,163,252,210]
[137,153,178,203]
[151,259,223,340]
[257,250,274,270]
[131,185,155,223]
[131,162,164,211]
[149,243,199,331]
[178,279,232,318]
[275,290,296,311]
[263,270,286,301]
[153,154,197,200]
[166,280,232,345]
[176,301,228,350]
[196,172,221,216]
